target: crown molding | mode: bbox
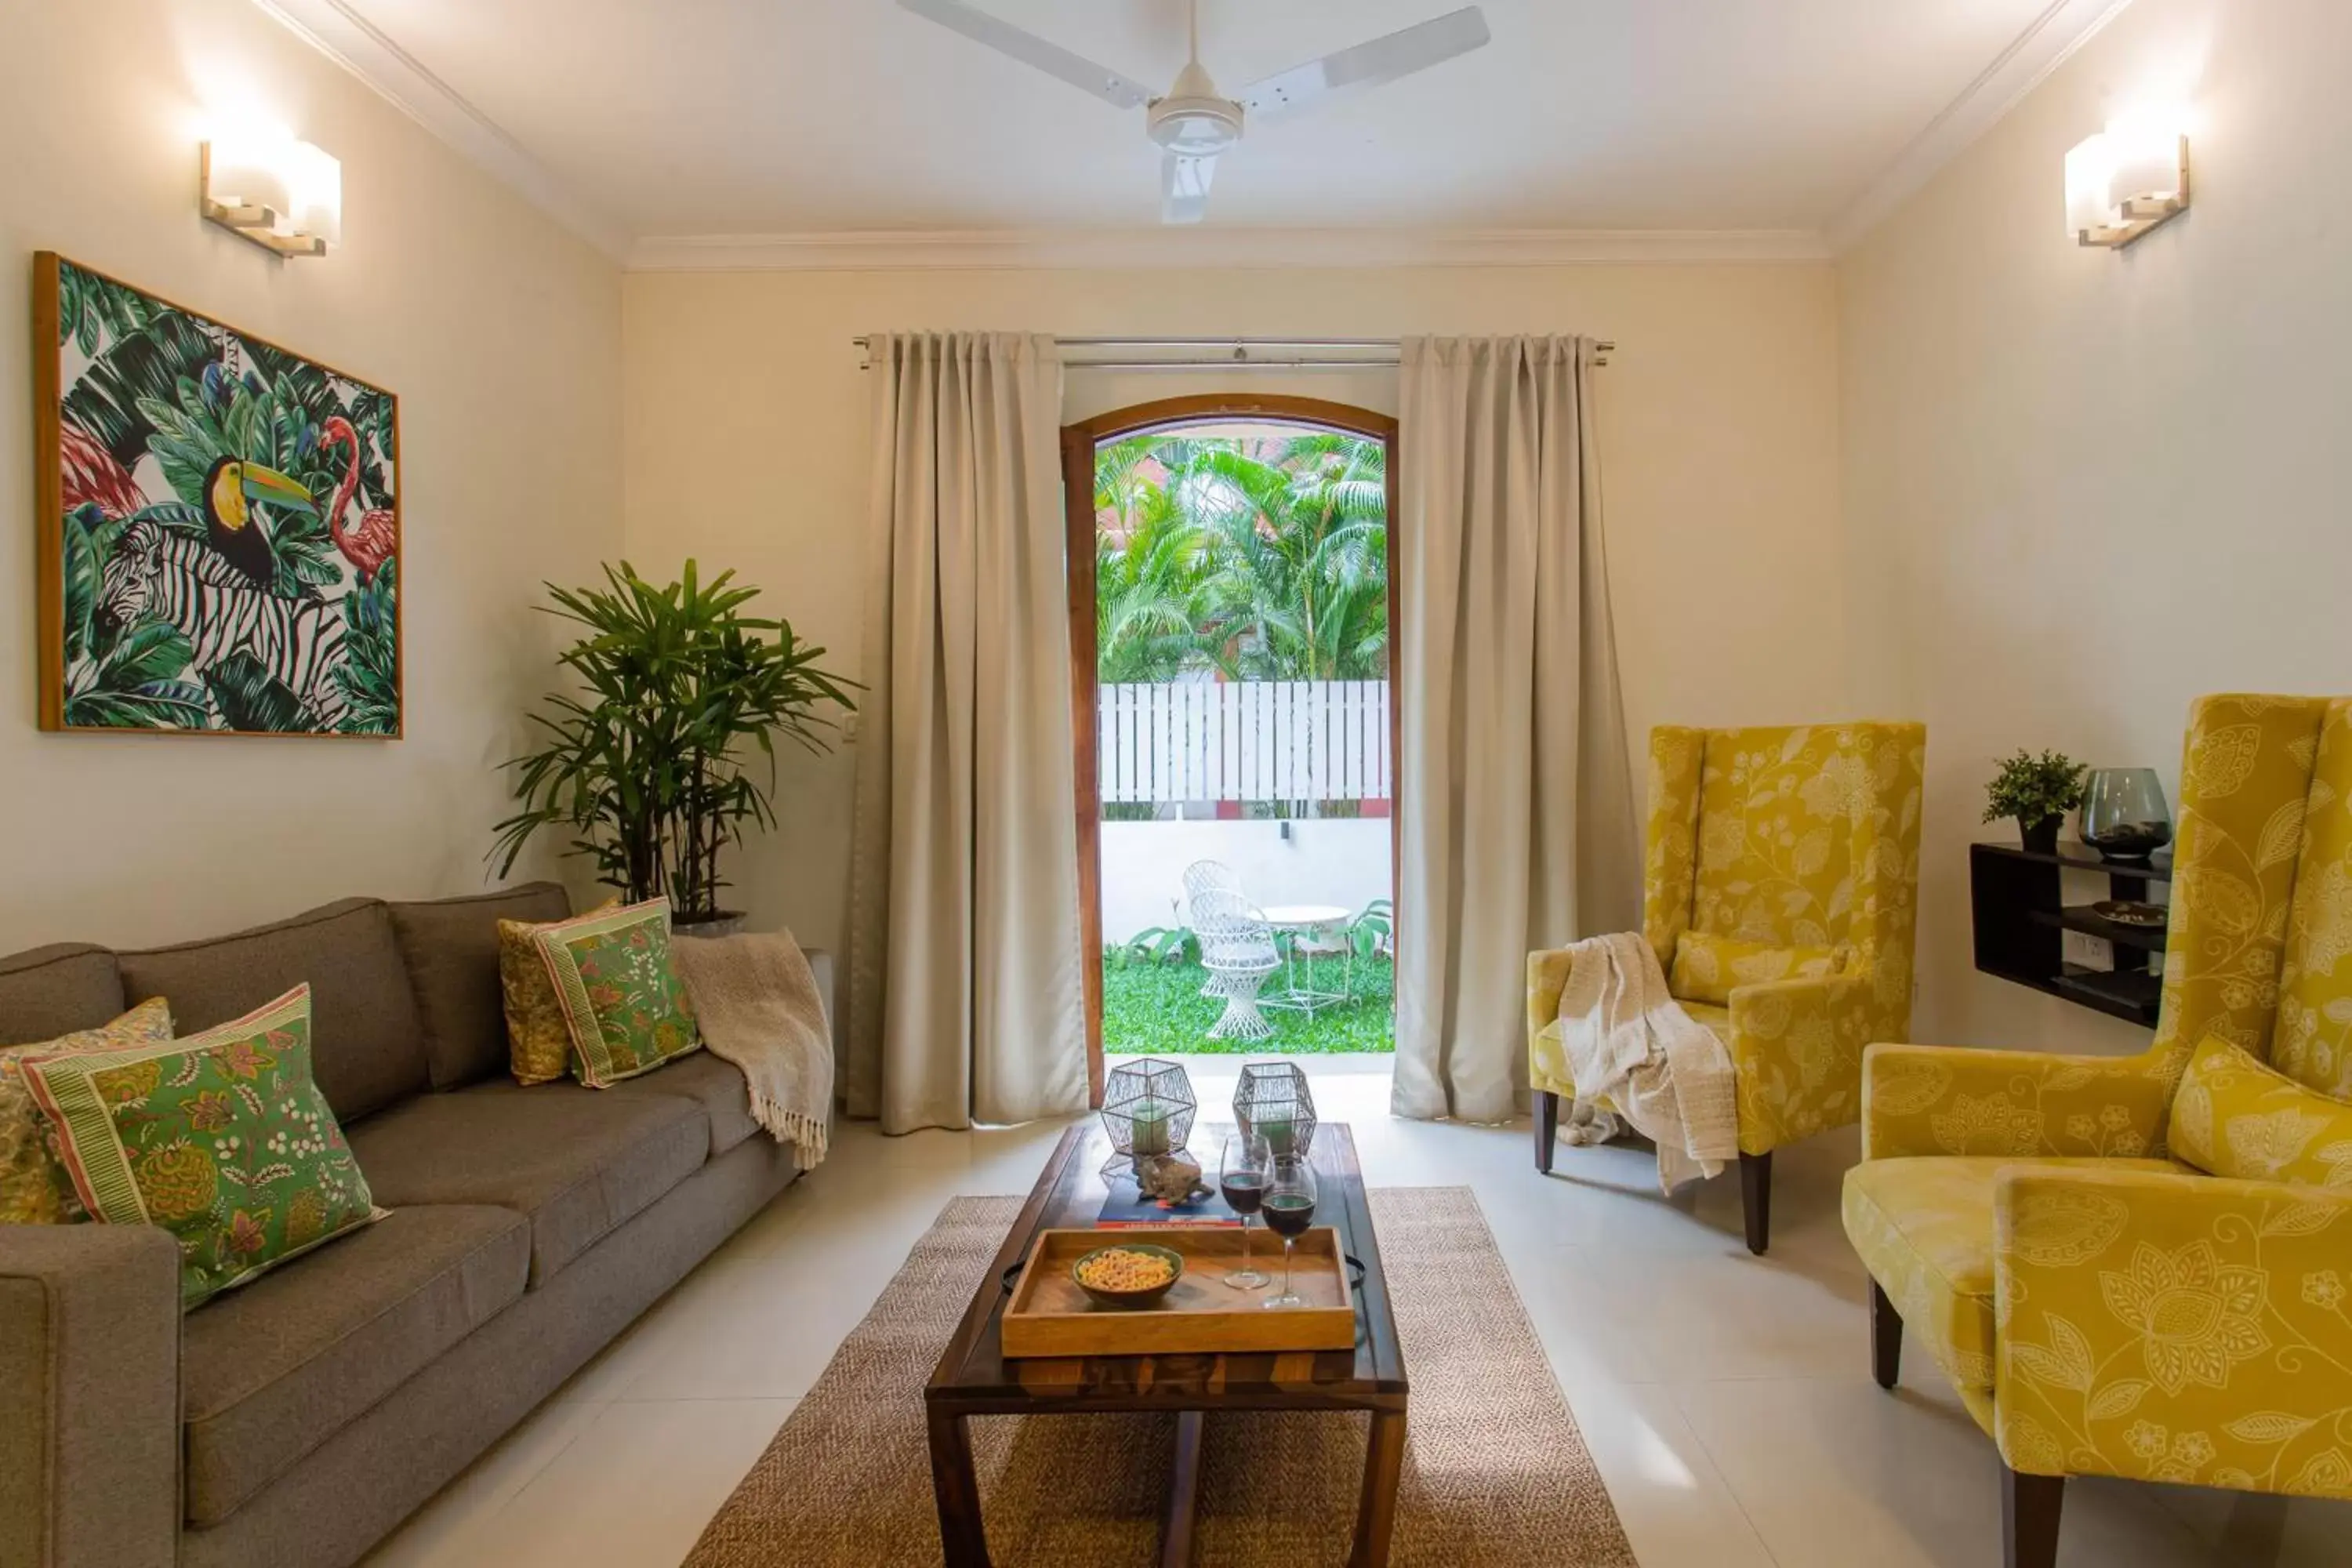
[627,227,1832,273]
[258,0,2120,273]
[1824,0,2140,252]
[251,0,634,260]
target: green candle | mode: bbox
[1131,1099,1171,1158]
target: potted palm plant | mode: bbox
[490,561,854,933]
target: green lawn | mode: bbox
[1102,955,1395,1055]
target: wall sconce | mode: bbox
[201,130,340,257]
[2067,107,2190,249]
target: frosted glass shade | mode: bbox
[2106,108,2187,211]
[286,141,343,248]
[2064,135,2115,237]
[205,134,292,216]
[202,131,339,255]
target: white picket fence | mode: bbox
[1098,681,1391,805]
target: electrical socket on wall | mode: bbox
[2062,931,2111,970]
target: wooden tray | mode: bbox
[1000,1226,1356,1359]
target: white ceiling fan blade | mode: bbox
[1240,6,1491,123]
[1161,151,1218,225]
[896,0,1152,110]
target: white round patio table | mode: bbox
[1256,904,1355,1017]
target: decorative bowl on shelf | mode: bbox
[2078,768,2173,864]
[1070,1243,1185,1309]
[2090,899,2166,928]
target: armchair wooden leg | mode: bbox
[1738,1152,1772,1255]
[1870,1282,1902,1389]
[1534,1091,1559,1174]
[2001,1466,2064,1568]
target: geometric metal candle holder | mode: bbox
[1100,1057,1197,1179]
[1233,1062,1316,1159]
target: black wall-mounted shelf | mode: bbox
[1970,841,2169,1027]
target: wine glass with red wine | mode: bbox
[1260,1152,1319,1309]
[1219,1131,1272,1290]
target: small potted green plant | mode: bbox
[1983,749,2088,855]
[490,561,854,933]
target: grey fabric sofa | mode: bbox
[0,884,829,1568]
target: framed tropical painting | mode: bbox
[33,252,401,737]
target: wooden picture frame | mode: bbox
[33,252,402,737]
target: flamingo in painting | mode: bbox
[317,415,397,586]
[60,419,143,521]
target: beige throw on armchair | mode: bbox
[1394,336,1639,1123]
[1537,932,1737,1192]
[845,333,1088,1134]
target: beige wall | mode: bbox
[0,0,623,953]
[1839,0,2351,1049]
[623,263,1849,952]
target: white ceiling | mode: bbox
[263,0,2136,259]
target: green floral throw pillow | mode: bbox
[534,898,702,1088]
[25,985,383,1308]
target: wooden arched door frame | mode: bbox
[1062,394,1402,1105]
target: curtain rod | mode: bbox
[851,334,1614,368]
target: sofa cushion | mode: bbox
[119,899,427,1124]
[347,1079,707,1283]
[499,898,617,1086]
[0,997,174,1225]
[388,884,571,1091]
[606,1051,760,1157]
[533,899,702,1087]
[2169,1035,2352,1185]
[0,943,126,1046]
[181,1203,529,1526]
[28,985,384,1308]
[1842,1156,2184,1399]
[1670,931,1848,1007]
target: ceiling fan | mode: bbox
[897,0,1492,224]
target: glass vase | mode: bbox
[2078,768,2173,864]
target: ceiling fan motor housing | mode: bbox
[1148,61,1243,154]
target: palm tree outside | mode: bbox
[1093,423,1395,1055]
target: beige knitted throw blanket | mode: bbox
[672,931,833,1167]
[1539,932,1738,1193]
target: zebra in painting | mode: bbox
[98,521,350,731]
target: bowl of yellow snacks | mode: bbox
[1070,1243,1185,1309]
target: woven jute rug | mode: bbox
[684,1186,1635,1566]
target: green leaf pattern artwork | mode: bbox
[43,255,399,735]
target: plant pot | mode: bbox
[2018,818,2062,856]
[672,910,749,939]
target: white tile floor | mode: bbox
[364,1056,2352,1568]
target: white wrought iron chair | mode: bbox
[1182,861,1246,996]
[1181,860,1243,902]
[1189,887,1281,1042]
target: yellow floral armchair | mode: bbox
[1843,694,2352,1568]
[1531,721,1926,1252]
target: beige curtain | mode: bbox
[844,332,1088,1134]
[1392,336,1640,1123]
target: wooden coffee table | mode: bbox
[925,1121,1408,1566]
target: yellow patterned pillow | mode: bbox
[499,898,612,1084]
[2169,1036,2352,1186]
[1670,931,1849,1007]
[0,997,174,1224]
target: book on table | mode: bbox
[1094,1183,1245,1229]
